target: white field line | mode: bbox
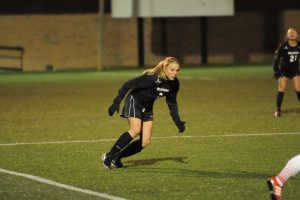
[152,132,300,139]
[0,138,117,146]
[0,168,126,200]
[0,132,300,147]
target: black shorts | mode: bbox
[120,95,153,122]
[281,70,300,79]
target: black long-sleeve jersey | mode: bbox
[112,74,181,122]
[273,41,300,72]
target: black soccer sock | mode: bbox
[276,92,284,110]
[296,91,300,102]
[108,132,132,157]
[118,139,143,159]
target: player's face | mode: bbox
[165,63,180,80]
[287,28,298,40]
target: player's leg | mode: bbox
[140,120,153,147]
[275,77,288,117]
[102,117,141,169]
[102,95,144,169]
[113,121,153,168]
[292,75,300,102]
[119,120,153,157]
[277,154,300,185]
[108,117,142,157]
[268,154,300,200]
[112,137,143,168]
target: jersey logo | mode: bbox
[155,77,162,84]
[284,46,288,50]
[157,87,169,92]
[288,51,299,55]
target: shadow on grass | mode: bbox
[284,108,300,114]
[129,168,271,179]
[123,157,271,179]
[124,157,188,167]
[176,169,271,179]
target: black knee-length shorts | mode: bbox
[281,69,300,79]
[121,95,153,122]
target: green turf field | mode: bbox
[0,65,299,200]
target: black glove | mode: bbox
[175,120,186,133]
[108,103,119,116]
[273,71,281,79]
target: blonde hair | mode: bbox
[143,57,179,79]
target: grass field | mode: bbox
[0,65,299,200]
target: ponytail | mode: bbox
[143,57,179,79]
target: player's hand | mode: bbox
[175,120,186,133]
[108,103,119,116]
[273,71,281,79]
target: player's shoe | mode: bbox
[274,109,282,117]
[267,177,283,200]
[101,153,112,169]
[112,159,124,168]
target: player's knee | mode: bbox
[128,128,142,138]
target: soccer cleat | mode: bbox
[267,177,283,200]
[274,109,282,117]
[111,159,124,168]
[101,153,112,169]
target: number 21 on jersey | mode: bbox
[290,55,298,62]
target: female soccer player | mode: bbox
[273,28,300,117]
[101,57,185,169]
[267,154,300,200]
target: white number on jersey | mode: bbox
[290,55,298,62]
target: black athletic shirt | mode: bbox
[112,74,181,122]
[273,41,300,72]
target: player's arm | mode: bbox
[108,75,155,116]
[273,44,283,79]
[113,74,155,104]
[166,81,185,133]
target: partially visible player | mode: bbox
[101,57,185,169]
[273,28,300,117]
[267,154,300,200]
